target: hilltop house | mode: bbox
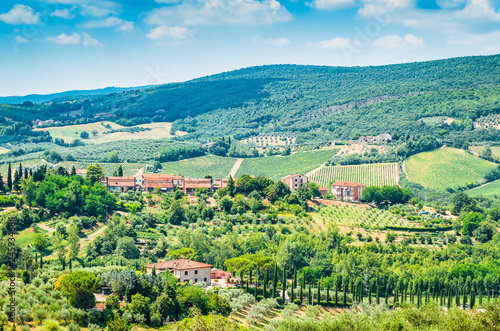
[142,174,183,193]
[331,181,365,202]
[281,173,308,191]
[103,176,136,192]
[146,259,213,285]
[183,178,212,194]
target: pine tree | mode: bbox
[6,163,12,191]
[118,165,123,177]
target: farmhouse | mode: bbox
[75,169,87,177]
[142,173,183,193]
[213,178,228,190]
[183,178,212,194]
[103,176,136,192]
[331,181,365,201]
[281,173,308,191]
[146,259,212,285]
[318,186,329,197]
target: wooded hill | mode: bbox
[1,54,500,144]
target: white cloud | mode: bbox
[310,0,357,10]
[145,0,292,26]
[83,17,134,32]
[0,5,41,25]
[308,37,360,49]
[81,1,120,17]
[146,26,191,40]
[14,35,29,44]
[358,0,413,17]
[253,36,290,46]
[46,32,102,46]
[448,30,500,52]
[50,9,75,19]
[456,0,500,21]
[46,32,81,45]
[372,33,424,49]
[82,32,103,46]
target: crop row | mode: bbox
[308,163,398,188]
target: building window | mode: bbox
[195,270,198,275]
[184,271,188,275]
[195,278,198,282]
[204,277,207,282]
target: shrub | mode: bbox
[293,299,301,305]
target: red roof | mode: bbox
[184,178,212,189]
[281,173,303,180]
[147,259,213,270]
[106,177,135,187]
[331,181,365,187]
[143,174,182,180]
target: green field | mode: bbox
[469,145,500,159]
[312,204,414,229]
[0,159,46,176]
[405,148,497,189]
[308,163,398,187]
[34,121,185,144]
[235,150,338,180]
[57,161,147,176]
[467,179,500,198]
[160,155,237,179]
[15,227,48,248]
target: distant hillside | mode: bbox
[0,85,152,104]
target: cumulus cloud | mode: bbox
[308,37,360,49]
[46,32,102,46]
[46,32,81,45]
[82,31,103,46]
[0,5,41,25]
[456,0,500,21]
[81,1,121,17]
[310,0,357,10]
[253,36,290,46]
[146,26,191,40]
[372,33,424,49]
[83,17,135,32]
[144,0,292,26]
[50,9,75,19]
[14,35,29,44]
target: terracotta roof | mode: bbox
[184,178,212,189]
[331,181,365,187]
[75,169,87,175]
[147,259,213,270]
[143,174,182,180]
[281,173,303,180]
[106,177,135,187]
[145,182,174,188]
[318,186,328,191]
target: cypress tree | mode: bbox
[246,280,249,293]
[24,168,28,179]
[263,269,268,298]
[317,280,321,304]
[335,285,338,306]
[343,282,347,305]
[308,283,312,305]
[273,263,278,298]
[300,275,303,304]
[479,291,482,307]
[352,283,356,305]
[291,277,294,302]
[456,289,460,307]
[463,289,466,309]
[19,163,22,180]
[417,290,421,308]
[294,267,297,291]
[118,165,123,177]
[250,270,253,289]
[69,259,72,269]
[359,283,362,303]
[385,287,388,305]
[394,288,398,303]
[376,286,380,305]
[62,259,65,270]
[326,283,330,306]
[447,290,451,309]
[283,267,286,304]
[369,284,372,304]
[7,163,12,191]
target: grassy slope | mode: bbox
[308,163,399,187]
[235,150,338,180]
[405,147,497,189]
[161,155,237,179]
[34,121,184,144]
[466,179,500,197]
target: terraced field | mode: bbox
[405,147,497,189]
[57,161,146,176]
[161,155,237,179]
[466,179,500,198]
[312,204,413,229]
[308,163,398,187]
[235,150,339,180]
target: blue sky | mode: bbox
[0,0,499,96]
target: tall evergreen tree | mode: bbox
[299,273,303,304]
[118,165,123,177]
[326,283,330,305]
[376,286,380,305]
[0,172,4,192]
[71,166,76,176]
[6,163,12,191]
[317,280,320,304]
[227,175,235,197]
[24,168,28,179]
[263,269,268,298]
[282,267,286,304]
[272,263,278,298]
[19,163,22,179]
[308,282,312,305]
